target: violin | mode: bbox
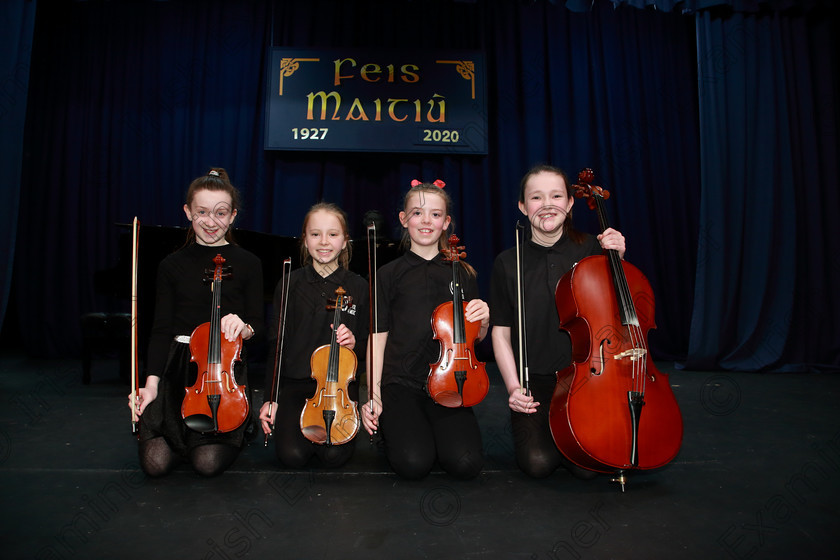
[427,234,489,408]
[300,286,360,446]
[549,169,682,490]
[181,254,250,434]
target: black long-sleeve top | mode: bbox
[145,242,264,378]
[264,265,369,396]
[490,233,600,376]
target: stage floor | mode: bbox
[1,352,838,559]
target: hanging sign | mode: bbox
[264,48,487,154]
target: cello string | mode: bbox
[594,189,647,396]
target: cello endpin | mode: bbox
[611,471,627,492]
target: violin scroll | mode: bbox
[443,234,466,262]
[326,286,352,311]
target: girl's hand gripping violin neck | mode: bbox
[427,234,489,408]
[300,286,360,446]
[181,254,250,434]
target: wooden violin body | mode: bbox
[427,235,489,408]
[300,286,360,446]
[548,169,682,479]
[428,301,488,407]
[181,254,250,434]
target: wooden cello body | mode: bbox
[548,169,682,481]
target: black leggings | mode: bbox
[271,378,356,469]
[511,374,595,479]
[379,383,483,480]
[139,437,240,477]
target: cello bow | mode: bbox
[130,217,140,436]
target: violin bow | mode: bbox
[515,221,530,396]
[265,257,292,446]
[366,221,378,440]
[130,217,140,436]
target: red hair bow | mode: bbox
[410,179,446,189]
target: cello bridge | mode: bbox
[614,348,646,361]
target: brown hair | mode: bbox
[184,167,241,245]
[519,164,586,244]
[299,202,352,269]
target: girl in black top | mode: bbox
[129,168,264,477]
[361,180,489,480]
[489,165,625,479]
[259,203,368,468]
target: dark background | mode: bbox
[2,0,837,372]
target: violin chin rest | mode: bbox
[184,414,216,433]
[430,390,463,408]
[301,425,328,444]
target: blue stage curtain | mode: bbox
[14,0,701,359]
[606,0,828,12]
[25,0,839,376]
[17,0,272,354]
[683,4,839,371]
[0,1,36,338]
[486,2,701,361]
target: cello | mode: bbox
[427,234,489,408]
[181,254,250,434]
[549,169,682,489]
[300,286,360,446]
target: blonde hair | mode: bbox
[299,202,352,269]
